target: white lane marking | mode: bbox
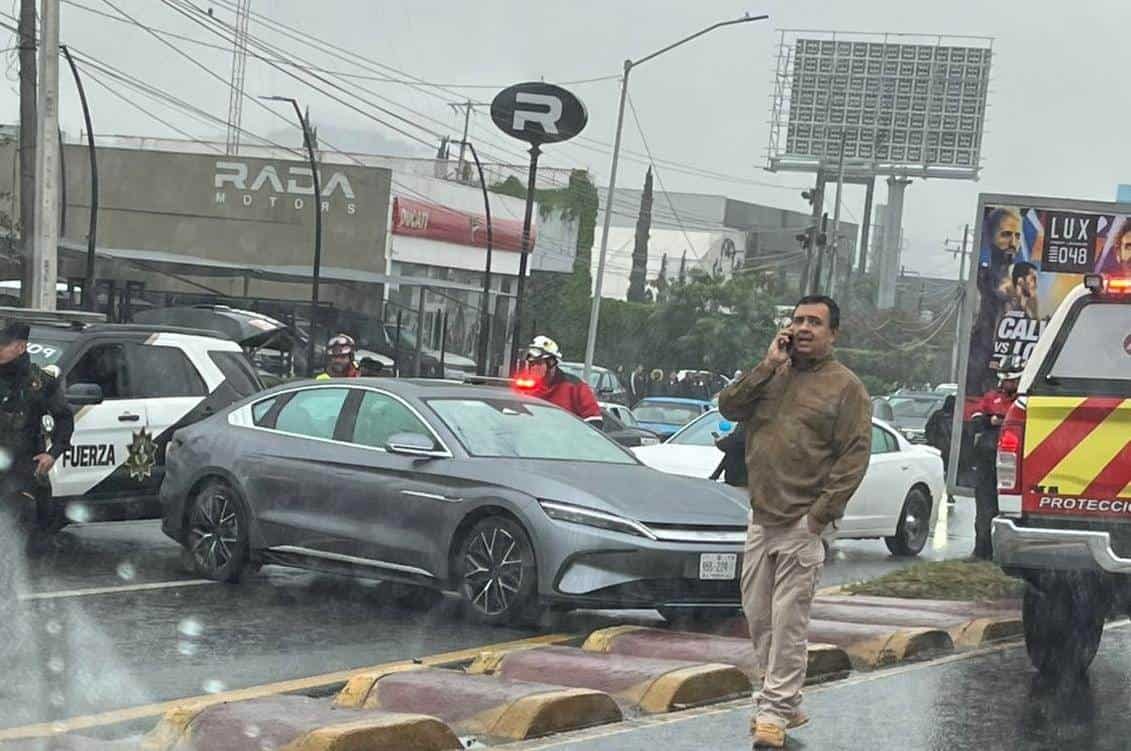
[19,578,216,601]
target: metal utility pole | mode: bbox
[583,12,768,383]
[946,224,971,381]
[449,100,486,181]
[261,96,321,376]
[60,46,98,311]
[857,176,875,274]
[30,0,61,310]
[801,172,825,296]
[18,0,36,306]
[225,0,252,155]
[828,136,846,296]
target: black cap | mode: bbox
[0,321,30,344]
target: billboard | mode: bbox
[953,194,1131,490]
[768,32,992,179]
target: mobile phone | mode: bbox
[777,332,795,353]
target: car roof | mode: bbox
[560,361,610,374]
[25,320,235,340]
[636,397,712,405]
[257,377,542,402]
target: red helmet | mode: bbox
[327,334,356,357]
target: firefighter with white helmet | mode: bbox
[970,355,1025,559]
[519,335,602,427]
[317,333,361,379]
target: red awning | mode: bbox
[391,196,532,252]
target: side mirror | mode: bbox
[66,382,103,406]
[386,432,444,458]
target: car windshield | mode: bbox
[558,363,604,389]
[1048,302,1131,382]
[888,397,943,419]
[669,411,732,446]
[27,336,71,367]
[427,397,635,463]
[633,403,701,424]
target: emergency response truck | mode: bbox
[992,273,1131,677]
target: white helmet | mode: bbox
[525,335,562,363]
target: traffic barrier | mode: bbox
[807,619,954,668]
[334,667,621,741]
[808,601,1021,649]
[581,626,851,683]
[142,695,461,751]
[468,645,749,714]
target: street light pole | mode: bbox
[582,13,768,382]
[262,96,321,377]
[60,46,99,311]
[452,139,494,376]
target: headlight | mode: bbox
[539,500,656,540]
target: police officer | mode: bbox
[971,359,1023,560]
[0,320,74,556]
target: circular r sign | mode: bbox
[491,82,588,145]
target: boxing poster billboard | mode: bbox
[951,194,1131,493]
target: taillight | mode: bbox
[997,402,1026,493]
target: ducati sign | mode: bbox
[490,82,588,145]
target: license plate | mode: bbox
[699,553,737,580]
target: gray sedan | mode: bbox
[160,379,750,624]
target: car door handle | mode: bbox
[118,413,141,423]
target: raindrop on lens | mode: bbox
[0,449,11,472]
[49,691,65,707]
[244,724,261,739]
[259,740,276,751]
[178,618,204,637]
[116,561,136,581]
[203,679,226,694]
[47,656,64,674]
[65,503,92,523]
[45,620,62,636]
[177,640,198,656]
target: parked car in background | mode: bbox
[871,396,895,421]
[633,409,945,557]
[558,361,629,405]
[885,392,948,444]
[631,397,714,441]
[599,403,660,448]
[378,324,476,379]
[160,379,751,624]
[933,383,958,395]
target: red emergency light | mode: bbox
[514,376,537,390]
[1107,277,1131,295]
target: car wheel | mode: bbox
[884,487,932,557]
[186,479,249,583]
[1023,572,1106,679]
[457,516,538,625]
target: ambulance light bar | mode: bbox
[1083,274,1131,295]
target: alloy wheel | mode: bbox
[463,526,525,617]
[189,488,240,575]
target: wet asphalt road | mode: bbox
[0,500,976,733]
[518,623,1131,751]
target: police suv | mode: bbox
[3,309,263,528]
[993,274,1131,677]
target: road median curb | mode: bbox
[334,666,621,741]
[807,619,954,668]
[581,626,850,684]
[468,645,749,714]
[141,695,461,751]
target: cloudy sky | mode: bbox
[0,0,1127,282]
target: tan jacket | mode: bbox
[718,353,872,527]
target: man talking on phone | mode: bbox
[718,296,871,749]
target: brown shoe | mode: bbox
[787,709,810,729]
[752,722,785,749]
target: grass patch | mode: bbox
[842,559,1026,601]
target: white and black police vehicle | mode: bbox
[3,308,263,528]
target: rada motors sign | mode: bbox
[491,82,588,145]
[213,160,359,216]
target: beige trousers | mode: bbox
[741,512,824,727]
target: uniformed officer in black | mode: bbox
[0,320,73,544]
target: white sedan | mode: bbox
[632,410,945,556]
